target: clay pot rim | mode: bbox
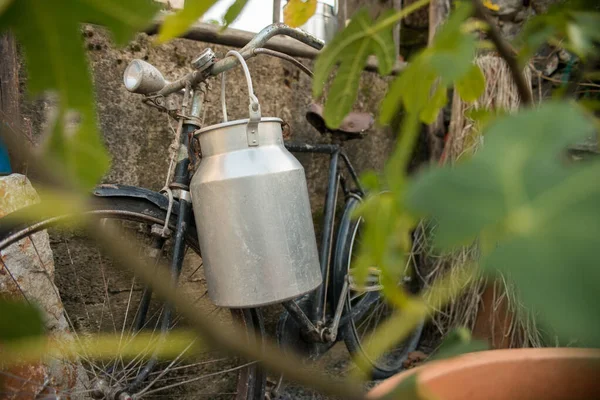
[368,348,600,399]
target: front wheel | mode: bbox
[332,195,424,380]
[0,194,265,399]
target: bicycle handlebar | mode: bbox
[155,23,324,97]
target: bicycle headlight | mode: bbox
[123,59,166,94]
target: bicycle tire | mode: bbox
[0,195,265,400]
[332,195,424,380]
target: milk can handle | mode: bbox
[220,50,261,147]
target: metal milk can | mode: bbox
[190,51,322,308]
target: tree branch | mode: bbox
[471,0,533,105]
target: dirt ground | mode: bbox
[274,329,439,399]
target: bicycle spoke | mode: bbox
[135,339,197,396]
[2,236,100,377]
[146,358,229,376]
[188,261,204,279]
[140,362,255,397]
[63,237,92,324]
[0,214,261,399]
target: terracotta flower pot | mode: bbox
[368,348,600,400]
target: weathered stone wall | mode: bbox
[21,27,394,212]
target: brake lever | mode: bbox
[142,94,181,117]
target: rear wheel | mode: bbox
[0,196,265,399]
[333,195,424,380]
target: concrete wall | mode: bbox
[59,26,393,212]
[20,0,423,204]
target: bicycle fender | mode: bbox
[93,184,174,213]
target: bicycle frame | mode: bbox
[125,23,366,373]
[283,143,363,331]
[158,110,365,340]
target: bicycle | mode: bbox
[0,23,423,400]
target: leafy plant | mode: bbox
[0,300,44,342]
[518,0,600,61]
[0,0,158,188]
[310,0,600,378]
[157,0,250,41]
[380,3,485,125]
[313,0,430,128]
[283,0,317,28]
[2,0,600,397]
[409,102,600,346]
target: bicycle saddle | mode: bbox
[306,103,374,140]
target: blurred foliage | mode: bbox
[0,0,13,14]
[409,103,600,346]
[0,300,44,342]
[222,0,249,28]
[0,0,600,397]
[1,330,201,367]
[0,0,158,188]
[158,0,249,41]
[313,0,600,389]
[429,328,488,361]
[380,3,485,125]
[517,0,600,62]
[283,0,317,28]
[376,375,433,400]
[313,0,430,128]
[408,103,593,246]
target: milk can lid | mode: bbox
[194,117,283,136]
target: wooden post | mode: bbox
[393,0,402,59]
[427,0,450,161]
[0,32,21,172]
[273,0,281,23]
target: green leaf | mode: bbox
[158,0,218,43]
[455,64,485,103]
[517,7,600,60]
[567,22,591,56]
[407,102,600,345]
[0,300,44,342]
[484,215,600,346]
[379,58,436,124]
[359,171,382,192]
[222,0,249,29]
[322,10,378,128]
[420,85,448,125]
[283,0,317,28]
[0,0,13,14]
[465,108,506,131]
[77,0,159,45]
[407,162,506,249]
[0,0,156,187]
[353,192,399,283]
[568,12,600,57]
[430,328,488,361]
[313,0,429,128]
[379,3,476,126]
[428,3,475,82]
[516,20,557,65]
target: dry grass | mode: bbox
[413,55,547,348]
